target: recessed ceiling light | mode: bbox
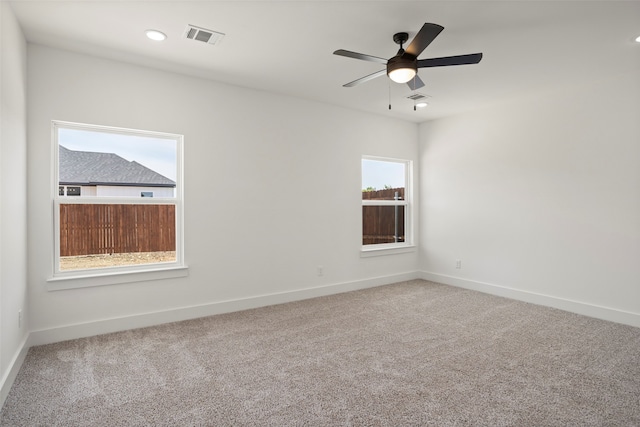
[145,30,167,41]
[635,35,640,43]
[415,102,428,108]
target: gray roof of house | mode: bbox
[59,145,176,187]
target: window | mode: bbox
[65,186,81,196]
[361,156,412,251]
[59,185,81,196]
[51,121,185,285]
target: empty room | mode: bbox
[1,1,639,425]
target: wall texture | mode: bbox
[419,67,640,324]
[0,1,29,402]
[27,45,419,342]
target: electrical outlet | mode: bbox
[317,266,324,277]
[455,260,462,269]
[18,310,22,328]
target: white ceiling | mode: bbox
[9,1,640,123]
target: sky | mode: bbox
[361,159,405,190]
[58,128,177,181]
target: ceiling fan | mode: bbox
[333,23,483,90]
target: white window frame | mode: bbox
[361,155,414,256]
[47,121,187,290]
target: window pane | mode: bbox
[59,203,176,271]
[66,186,81,196]
[58,128,177,198]
[362,205,405,245]
[362,159,405,200]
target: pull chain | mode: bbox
[412,75,417,110]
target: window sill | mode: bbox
[47,265,189,291]
[360,244,416,258]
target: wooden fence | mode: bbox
[362,187,405,245]
[361,187,405,201]
[59,204,175,257]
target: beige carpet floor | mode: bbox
[1,279,639,426]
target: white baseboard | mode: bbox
[0,335,29,409]
[28,271,421,347]
[420,271,640,328]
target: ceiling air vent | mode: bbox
[407,93,430,101]
[184,25,225,45]
[407,93,431,109]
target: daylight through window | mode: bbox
[362,157,411,248]
[53,121,183,276]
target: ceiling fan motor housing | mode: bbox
[387,54,417,80]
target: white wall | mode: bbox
[0,1,29,403]
[419,66,640,325]
[27,45,419,342]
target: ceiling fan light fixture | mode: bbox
[387,55,417,83]
[388,67,416,83]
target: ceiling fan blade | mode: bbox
[406,74,425,90]
[343,70,386,87]
[417,53,483,68]
[404,23,444,58]
[333,49,388,64]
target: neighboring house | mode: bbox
[58,145,176,197]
